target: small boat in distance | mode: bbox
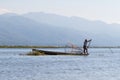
[30,40,92,56]
[31,48,89,56]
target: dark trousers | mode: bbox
[83,46,88,54]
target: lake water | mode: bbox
[0,48,120,80]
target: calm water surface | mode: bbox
[0,48,120,80]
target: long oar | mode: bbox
[109,48,113,53]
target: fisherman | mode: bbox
[83,39,92,54]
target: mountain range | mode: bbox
[0,12,120,46]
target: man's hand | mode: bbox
[88,39,92,42]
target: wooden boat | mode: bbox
[32,49,89,56]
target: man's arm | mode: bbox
[87,39,92,42]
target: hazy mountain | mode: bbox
[23,12,120,46]
[0,13,87,46]
[23,12,112,35]
[0,12,120,46]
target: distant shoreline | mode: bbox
[0,46,60,48]
[0,46,120,48]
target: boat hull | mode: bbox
[32,49,89,56]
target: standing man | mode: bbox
[83,39,92,54]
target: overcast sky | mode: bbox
[0,0,120,24]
